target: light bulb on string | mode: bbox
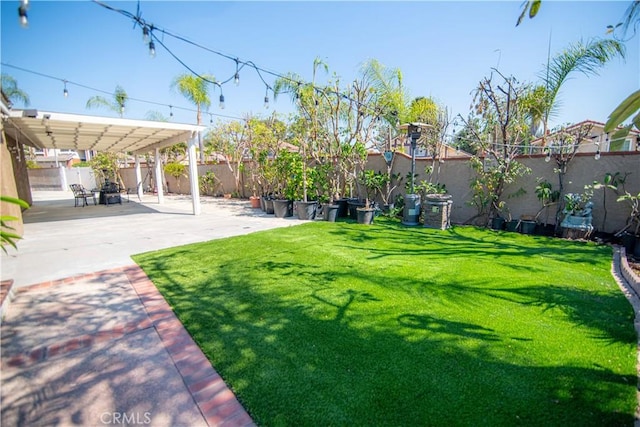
[142,26,150,43]
[264,87,270,109]
[595,150,601,160]
[209,114,213,125]
[545,150,551,162]
[18,0,28,28]
[63,81,68,98]
[148,41,156,58]
[219,94,225,110]
[234,59,240,86]
[169,105,173,118]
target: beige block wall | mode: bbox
[373,151,640,234]
[119,151,639,234]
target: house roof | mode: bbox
[3,109,206,155]
[531,119,640,146]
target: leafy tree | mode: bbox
[205,119,249,196]
[544,122,594,227]
[516,1,638,137]
[164,161,187,193]
[89,151,124,188]
[86,85,128,117]
[462,70,533,225]
[1,74,30,106]
[274,57,329,202]
[171,73,214,163]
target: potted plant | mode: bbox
[533,179,560,236]
[559,188,594,238]
[356,170,381,225]
[272,150,304,218]
[615,191,640,256]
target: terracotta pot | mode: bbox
[249,196,261,209]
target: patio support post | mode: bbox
[155,148,164,204]
[134,155,143,200]
[187,132,201,215]
[59,165,68,191]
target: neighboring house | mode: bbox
[29,148,80,168]
[531,120,639,153]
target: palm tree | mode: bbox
[86,85,128,117]
[1,74,30,106]
[171,73,214,163]
[360,59,408,126]
[529,38,625,142]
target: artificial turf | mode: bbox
[133,217,637,426]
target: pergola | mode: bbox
[3,109,206,215]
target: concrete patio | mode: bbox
[0,191,303,426]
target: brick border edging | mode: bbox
[0,279,16,323]
[619,246,640,294]
[123,265,255,427]
[611,246,640,423]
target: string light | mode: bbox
[63,80,68,98]
[142,26,150,43]
[544,149,551,162]
[264,87,270,109]
[148,40,156,58]
[169,105,173,118]
[234,59,240,86]
[18,0,28,28]
[594,149,601,160]
[219,94,225,110]
[93,1,391,120]
[1,62,244,123]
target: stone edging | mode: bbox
[611,246,640,424]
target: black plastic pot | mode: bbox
[620,233,636,253]
[505,220,520,232]
[520,220,536,235]
[356,207,375,225]
[491,217,505,230]
[323,204,339,222]
[264,197,274,215]
[348,200,366,220]
[336,198,351,218]
[296,201,318,220]
[272,199,293,218]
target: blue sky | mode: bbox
[1,1,638,130]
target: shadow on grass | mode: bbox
[134,235,636,425]
[326,218,608,266]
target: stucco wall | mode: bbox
[5,133,32,206]
[372,151,640,234]
[1,132,24,237]
[117,151,639,234]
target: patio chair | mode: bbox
[70,184,95,207]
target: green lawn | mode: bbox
[133,218,637,426]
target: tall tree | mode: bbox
[528,39,625,142]
[462,70,533,225]
[86,85,128,117]
[516,1,635,136]
[171,73,214,163]
[1,74,30,106]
